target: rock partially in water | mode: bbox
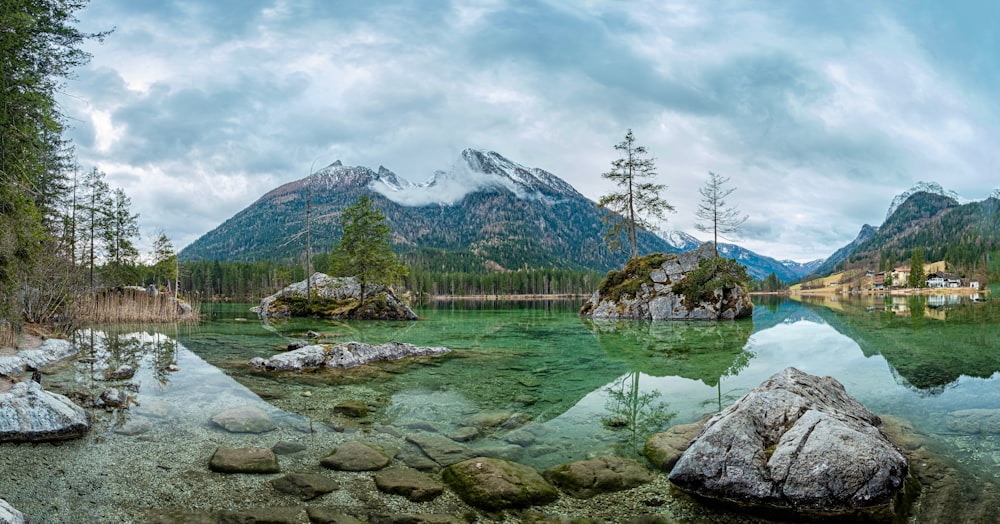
[0,338,79,377]
[249,341,450,372]
[442,457,558,511]
[374,467,445,502]
[0,498,26,524]
[405,432,479,469]
[580,243,753,320]
[320,440,395,471]
[543,456,654,499]
[99,388,130,409]
[333,399,369,418]
[208,446,280,474]
[946,408,1000,435]
[0,381,90,442]
[669,367,908,517]
[270,472,340,500]
[104,365,136,380]
[254,273,417,320]
[210,405,277,434]
[644,420,705,472]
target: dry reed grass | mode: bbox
[75,287,200,324]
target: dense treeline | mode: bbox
[1,0,116,342]
[174,259,602,301]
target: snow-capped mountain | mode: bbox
[179,149,678,270]
[884,181,960,223]
[372,149,584,206]
[660,230,702,251]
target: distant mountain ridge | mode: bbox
[805,181,999,280]
[180,148,833,280]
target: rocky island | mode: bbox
[253,273,417,320]
[581,243,753,320]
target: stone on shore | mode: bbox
[0,338,79,376]
[441,457,558,511]
[320,440,395,471]
[208,446,280,474]
[0,380,90,442]
[543,456,654,499]
[668,367,908,516]
[210,405,277,434]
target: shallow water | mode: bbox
[1,296,998,522]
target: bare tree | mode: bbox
[695,172,747,257]
[598,130,674,260]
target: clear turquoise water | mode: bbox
[1,295,998,521]
[185,296,1000,474]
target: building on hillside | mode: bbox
[926,272,962,288]
[872,272,887,290]
[892,266,910,287]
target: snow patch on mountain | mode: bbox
[660,230,702,251]
[370,149,582,206]
[885,181,960,223]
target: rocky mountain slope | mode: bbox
[179,149,679,272]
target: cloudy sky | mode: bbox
[60,0,1000,263]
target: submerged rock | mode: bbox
[208,446,280,474]
[580,243,752,320]
[374,467,445,502]
[0,380,90,442]
[210,405,277,434]
[442,457,558,511]
[543,456,654,498]
[321,440,395,471]
[254,273,417,320]
[669,367,908,517]
[270,472,340,500]
[248,341,450,372]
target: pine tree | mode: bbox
[102,187,140,284]
[908,247,926,288]
[598,130,674,260]
[330,195,407,307]
[695,172,747,257]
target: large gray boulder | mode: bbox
[254,273,417,320]
[0,498,26,524]
[580,243,753,320]
[0,380,90,442]
[0,338,79,376]
[248,341,450,371]
[668,367,908,516]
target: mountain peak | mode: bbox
[885,182,959,222]
[368,149,583,206]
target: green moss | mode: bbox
[671,257,750,309]
[583,253,672,313]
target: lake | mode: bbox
[1,295,998,522]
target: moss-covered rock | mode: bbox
[543,456,654,498]
[441,457,557,511]
[580,243,752,320]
